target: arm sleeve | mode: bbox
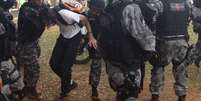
[58,9,81,24]
[122,4,156,51]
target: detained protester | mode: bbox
[49,0,97,98]
[0,0,24,100]
[16,0,52,100]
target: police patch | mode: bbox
[170,3,185,12]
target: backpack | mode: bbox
[98,0,134,61]
[98,0,133,39]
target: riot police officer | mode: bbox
[90,0,156,100]
[171,1,201,70]
[149,0,193,101]
[0,0,24,100]
[16,0,50,100]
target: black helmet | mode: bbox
[89,0,108,9]
[0,0,16,10]
[194,0,201,8]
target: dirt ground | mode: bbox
[33,26,201,101]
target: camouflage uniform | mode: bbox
[0,3,24,100]
[87,11,103,88]
[97,0,156,100]
[89,55,102,88]
[150,39,188,96]
[16,41,40,87]
[177,0,201,68]
[150,0,190,99]
[16,2,47,99]
[0,60,24,94]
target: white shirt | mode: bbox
[58,9,81,39]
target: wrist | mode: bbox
[88,32,93,34]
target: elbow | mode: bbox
[80,15,88,25]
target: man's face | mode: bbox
[31,0,44,6]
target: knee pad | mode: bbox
[124,71,141,97]
[109,72,125,91]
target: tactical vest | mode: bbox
[156,0,189,39]
[0,7,15,61]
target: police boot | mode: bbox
[178,95,186,101]
[91,86,101,101]
[12,90,25,100]
[29,87,42,101]
[150,94,159,101]
[22,86,42,101]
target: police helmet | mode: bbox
[0,0,16,10]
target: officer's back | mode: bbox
[17,1,46,43]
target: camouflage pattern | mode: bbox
[194,35,201,66]
[89,58,102,87]
[178,3,201,67]
[122,2,156,52]
[96,0,156,100]
[16,41,41,87]
[0,60,24,94]
[177,34,201,68]
[88,43,102,88]
[105,60,141,101]
[150,39,188,96]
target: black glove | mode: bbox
[143,51,156,61]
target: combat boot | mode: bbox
[60,80,78,98]
[178,95,186,101]
[91,86,101,101]
[150,94,159,101]
[21,86,42,101]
